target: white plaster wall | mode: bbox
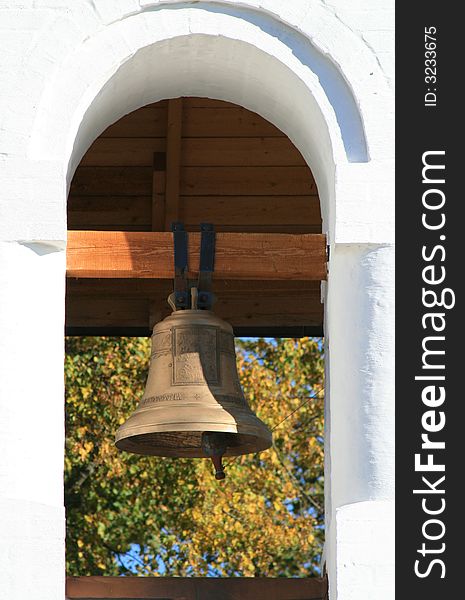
[0,2,394,599]
[335,500,395,600]
[324,243,395,598]
[0,241,66,600]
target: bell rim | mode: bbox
[115,429,272,458]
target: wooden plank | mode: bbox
[66,290,323,328]
[80,138,166,166]
[67,278,319,295]
[180,137,306,166]
[102,105,167,137]
[101,104,283,138]
[66,280,323,333]
[80,137,305,167]
[164,98,183,230]
[67,278,321,296]
[70,167,152,196]
[66,296,150,328]
[182,107,284,137]
[181,196,321,226]
[67,196,151,229]
[66,231,327,280]
[65,298,323,329]
[181,166,316,196]
[67,196,321,231]
[69,166,314,197]
[66,576,328,600]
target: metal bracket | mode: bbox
[168,222,216,311]
[171,222,189,310]
[197,223,216,310]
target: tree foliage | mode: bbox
[65,336,324,577]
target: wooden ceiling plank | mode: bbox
[180,137,306,166]
[65,297,323,329]
[181,195,321,226]
[67,279,322,295]
[78,137,305,167]
[67,196,321,230]
[79,138,166,166]
[69,165,317,197]
[101,105,168,137]
[66,231,327,280]
[70,166,152,196]
[67,195,152,229]
[180,166,316,196]
[182,106,285,137]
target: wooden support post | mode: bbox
[66,231,327,280]
[164,97,183,230]
[150,149,168,325]
[150,98,183,322]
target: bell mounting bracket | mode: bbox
[171,222,189,309]
[196,223,216,310]
[170,222,216,310]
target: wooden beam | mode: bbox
[66,576,328,600]
[66,231,327,280]
[164,97,183,230]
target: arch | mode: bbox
[27,3,391,242]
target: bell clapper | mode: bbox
[202,432,228,481]
[211,454,226,480]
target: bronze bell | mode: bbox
[115,307,272,477]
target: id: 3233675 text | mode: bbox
[424,26,437,107]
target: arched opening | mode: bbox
[66,97,325,598]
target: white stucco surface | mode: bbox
[0,2,394,599]
[335,500,395,600]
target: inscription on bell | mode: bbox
[173,326,220,385]
[141,393,183,407]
